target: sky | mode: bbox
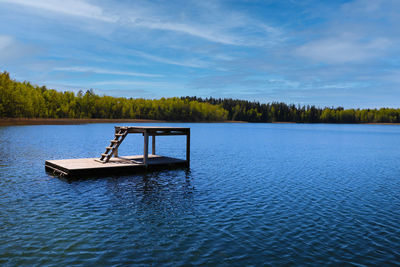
[0,0,399,108]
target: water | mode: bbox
[1,123,400,266]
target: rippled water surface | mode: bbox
[1,123,400,266]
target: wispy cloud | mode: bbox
[1,0,281,46]
[296,38,391,64]
[121,2,283,46]
[0,35,13,50]
[0,0,116,22]
[130,50,208,68]
[0,34,39,62]
[131,20,240,45]
[92,80,185,90]
[54,66,162,78]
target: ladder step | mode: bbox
[100,128,128,162]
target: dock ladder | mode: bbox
[99,127,128,163]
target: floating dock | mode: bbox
[45,126,190,177]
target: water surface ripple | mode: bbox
[1,123,400,265]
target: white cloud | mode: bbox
[0,35,13,50]
[296,38,391,64]
[320,82,367,89]
[134,17,282,47]
[93,80,184,89]
[129,50,208,68]
[54,66,162,77]
[132,20,240,45]
[342,0,388,14]
[0,0,281,46]
[0,0,116,22]
[0,35,39,62]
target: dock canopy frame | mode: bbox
[106,126,190,166]
[45,126,191,178]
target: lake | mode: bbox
[1,123,400,266]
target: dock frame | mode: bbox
[109,126,190,167]
[45,126,190,178]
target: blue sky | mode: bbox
[0,0,399,108]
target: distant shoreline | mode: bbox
[0,118,248,126]
[1,118,399,126]
[0,118,400,126]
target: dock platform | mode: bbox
[45,126,190,178]
[45,155,187,177]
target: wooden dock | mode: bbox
[45,126,190,178]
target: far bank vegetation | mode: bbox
[1,71,399,123]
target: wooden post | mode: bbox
[143,131,149,166]
[186,129,190,167]
[152,135,156,155]
[114,127,118,157]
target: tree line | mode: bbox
[0,72,227,121]
[1,71,399,123]
[182,97,400,123]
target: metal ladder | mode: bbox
[99,127,128,163]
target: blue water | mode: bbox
[1,123,400,266]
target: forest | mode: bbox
[0,72,227,121]
[1,71,399,123]
[182,97,400,123]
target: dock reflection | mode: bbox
[105,169,195,222]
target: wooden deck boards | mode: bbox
[45,155,187,177]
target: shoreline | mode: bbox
[0,118,399,126]
[0,118,166,126]
[0,118,247,126]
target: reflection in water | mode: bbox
[106,169,195,224]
